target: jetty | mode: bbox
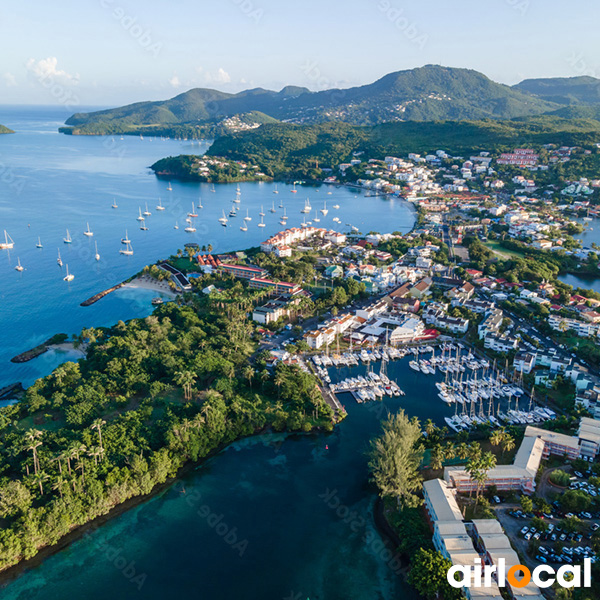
[80,283,123,307]
[0,382,23,400]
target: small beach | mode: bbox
[122,275,178,297]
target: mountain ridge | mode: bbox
[63,65,564,136]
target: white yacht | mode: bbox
[63,229,72,244]
[0,230,14,250]
[156,198,166,211]
[320,200,328,216]
[63,264,75,281]
[94,241,100,261]
[83,222,94,237]
[120,242,134,256]
[15,257,24,272]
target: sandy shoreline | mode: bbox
[47,342,87,356]
[121,276,177,297]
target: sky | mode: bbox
[1,0,600,108]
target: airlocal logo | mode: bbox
[447,558,592,590]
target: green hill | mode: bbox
[0,124,15,134]
[514,76,600,105]
[64,65,561,136]
[152,115,600,181]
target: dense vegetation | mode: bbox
[515,76,600,106]
[0,125,15,134]
[62,65,566,137]
[0,301,334,571]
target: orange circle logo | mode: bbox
[507,565,532,588]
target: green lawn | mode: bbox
[484,240,526,260]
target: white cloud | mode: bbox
[25,57,79,84]
[168,74,181,87]
[194,67,232,85]
[3,72,17,87]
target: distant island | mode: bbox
[59,65,600,139]
[0,124,15,134]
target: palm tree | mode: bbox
[174,370,197,401]
[274,373,285,399]
[91,418,106,458]
[33,471,50,495]
[425,419,436,437]
[243,366,255,389]
[502,434,516,458]
[24,429,43,475]
[53,475,68,499]
[444,442,456,461]
[457,442,470,461]
[430,444,445,470]
[490,429,505,448]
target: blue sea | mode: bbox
[0,105,415,391]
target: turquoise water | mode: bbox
[0,106,415,390]
[0,107,423,599]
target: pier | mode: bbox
[81,283,123,307]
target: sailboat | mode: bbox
[259,205,265,217]
[63,264,74,281]
[321,200,328,216]
[15,257,24,272]
[301,198,311,213]
[244,209,252,222]
[280,207,288,226]
[198,196,203,209]
[94,241,100,261]
[57,249,63,267]
[83,222,94,237]
[229,203,237,217]
[36,237,43,249]
[291,183,298,193]
[111,198,118,209]
[258,215,266,228]
[233,185,241,203]
[121,230,131,244]
[174,221,179,230]
[188,202,198,218]
[240,223,248,232]
[184,222,196,232]
[156,198,165,211]
[0,230,14,250]
[211,184,216,193]
[140,218,149,231]
[120,242,134,256]
[63,229,72,244]
[273,184,279,194]
[270,201,276,213]
[313,209,320,223]
[137,207,144,221]
[166,182,173,191]
[333,203,340,209]
[143,203,152,217]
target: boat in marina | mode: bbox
[301,198,311,213]
[219,210,228,226]
[258,215,266,228]
[313,210,320,223]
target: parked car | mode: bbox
[520,527,529,536]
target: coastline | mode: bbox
[121,275,177,297]
[0,428,325,586]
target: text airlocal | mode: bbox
[448,558,592,590]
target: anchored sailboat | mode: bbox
[15,257,24,272]
[63,264,74,281]
[120,242,134,256]
[94,241,100,261]
[83,222,94,237]
[0,230,14,250]
[63,229,72,244]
